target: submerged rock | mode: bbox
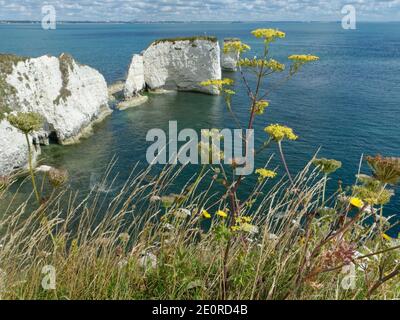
[124,36,221,96]
[0,119,40,176]
[117,95,148,110]
[0,53,111,145]
[108,81,125,97]
[221,38,241,72]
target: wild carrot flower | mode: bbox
[48,168,68,188]
[161,195,176,208]
[7,112,43,134]
[241,223,259,235]
[313,158,342,175]
[353,185,394,206]
[7,112,43,204]
[366,155,400,185]
[174,208,191,219]
[264,124,298,142]
[119,233,130,244]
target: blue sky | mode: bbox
[0,0,399,21]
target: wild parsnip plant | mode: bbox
[0,29,399,300]
[0,157,399,300]
[7,112,43,205]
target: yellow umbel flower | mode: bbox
[235,216,252,224]
[238,58,285,72]
[350,197,364,209]
[264,124,298,142]
[266,59,285,72]
[251,28,286,42]
[8,112,43,134]
[288,55,319,63]
[201,209,211,219]
[231,226,241,232]
[254,100,269,115]
[216,210,228,218]
[223,41,251,54]
[200,78,234,88]
[223,89,236,95]
[256,168,277,181]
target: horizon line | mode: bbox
[0,19,399,23]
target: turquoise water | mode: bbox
[1,22,400,228]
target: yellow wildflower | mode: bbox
[201,209,211,219]
[216,210,228,218]
[251,28,286,42]
[264,124,298,142]
[223,89,236,95]
[235,216,252,224]
[350,197,364,209]
[238,58,285,72]
[288,55,320,63]
[256,168,277,181]
[200,78,234,89]
[266,59,285,72]
[382,233,392,242]
[223,41,251,54]
[231,226,241,232]
[254,100,269,115]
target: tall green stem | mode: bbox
[322,174,327,205]
[278,141,294,185]
[25,133,40,205]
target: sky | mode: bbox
[0,0,399,22]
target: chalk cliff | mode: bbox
[0,119,40,176]
[0,53,111,145]
[221,38,241,72]
[124,54,145,98]
[124,37,222,97]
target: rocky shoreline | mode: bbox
[0,35,238,176]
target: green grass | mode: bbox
[0,160,399,300]
[0,54,28,115]
[53,53,74,105]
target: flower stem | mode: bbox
[278,141,294,185]
[25,133,40,205]
[322,174,327,205]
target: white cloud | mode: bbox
[0,0,398,21]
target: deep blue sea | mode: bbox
[1,22,399,231]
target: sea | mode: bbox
[1,22,399,233]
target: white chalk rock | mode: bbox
[221,38,240,72]
[0,119,40,176]
[1,53,111,145]
[142,37,221,95]
[124,54,145,98]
